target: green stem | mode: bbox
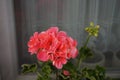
[77,35,91,70]
[83,35,91,48]
[56,69,60,80]
[77,59,82,70]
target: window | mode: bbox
[14,0,120,78]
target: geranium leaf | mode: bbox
[79,47,93,60]
[21,63,37,74]
[63,61,76,71]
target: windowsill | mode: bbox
[17,71,120,80]
[17,74,37,80]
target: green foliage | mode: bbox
[37,62,52,80]
[62,61,78,80]
[21,62,52,80]
[21,63,37,74]
[42,63,52,75]
[63,61,76,71]
[81,65,105,80]
[59,72,70,80]
[21,22,110,80]
[79,47,93,61]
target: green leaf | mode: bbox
[95,65,106,80]
[37,61,43,66]
[42,64,52,75]
[79,47,93,60]
[89,76,96,80]
[37,72,44,80]
[81,65,106,80]
[21,63,37,74]
[60,73,70,80]
[63,61,76,71]
[37,64,52,80]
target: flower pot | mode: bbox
[103,51,113,67]
[113,50,120,67]
[81,51,105,69]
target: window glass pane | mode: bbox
[14,0,120,74]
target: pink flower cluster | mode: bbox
[28,27,78,69]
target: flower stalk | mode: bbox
[77,22,100,70]
[83,35,91,49]
[56,69,60,80]
[77,35,91,70]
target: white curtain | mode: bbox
[20,0,120,54]
[0,0,17,80]
[15,0,120,70]
[1,0,120,80]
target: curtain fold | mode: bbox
[16,0,120,66]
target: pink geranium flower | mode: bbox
[53,52,67,69]
[27,27,78,69]
[37,49,49,61]
[28,32,40,54]
[63,70,70,76]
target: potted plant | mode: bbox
[113,50,120,67]
[21,22,108,80]
[81,51,105,69]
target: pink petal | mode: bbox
[61,58,67,64]
[63,70,70,76]
[71,48,78,58]
[57,31,67,37]
[37,50,49,62]
[33,32,39,37]
[48,38,59,52]
[73,40,77,46]
[28,47,37,54]
[67,53,72,59]
[46,27,59,34]
[53,61,63,69]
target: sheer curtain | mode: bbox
[14,0,120,72]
